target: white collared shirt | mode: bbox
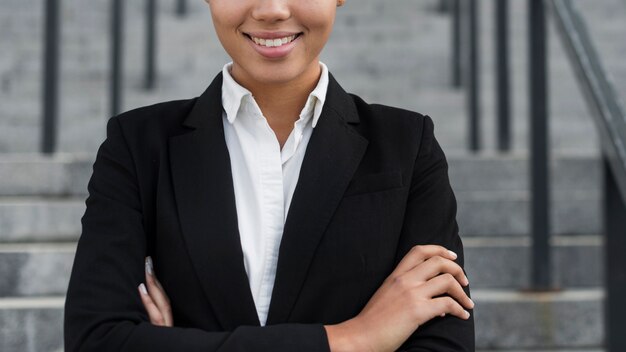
[220,62,329,326]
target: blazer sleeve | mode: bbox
[63,116,330,352]
[395,115,475,351]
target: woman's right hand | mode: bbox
[324,245,474,352]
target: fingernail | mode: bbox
[464,310,470,319]
[145,257,153,276]
[440,313,445,317]
[448,250,457,259]
[464,275,470,286]
[139,283,148,295]
[469,299,475,308]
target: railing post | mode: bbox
[42,0,61,154]
[176,0,187,16]
[529,0,551,290]
[111,0,124,116]
[467,0,481,151]
[451,0,462,88]
[145,0,158,90]
[496,0,511,151]
[605,157,626,351]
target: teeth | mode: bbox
[250,35,297,48]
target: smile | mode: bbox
[245,33,301,48]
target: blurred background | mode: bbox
[1,0,625,351]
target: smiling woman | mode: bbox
[63,1,475,351]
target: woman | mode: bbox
[64,0,475,351]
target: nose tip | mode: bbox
[251,0,291,22]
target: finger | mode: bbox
[145,257,170,303]
[146,257,167,292]
[430,296,471,321]
[392,245,458,277]
[145,257,173,326]
[422,273,474,310]
[409,255,469,286]
[138,283,166,326]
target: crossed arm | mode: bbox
[140,244,473,352]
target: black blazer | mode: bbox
[64,73,474,351]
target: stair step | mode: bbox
[0,188,600,243]
[464,235,603,288]
[0,243,75,297]
[447,152,600,192]
[457,188,599,236]
[0,236,602,297]
[0,152,602,241]
[0,154,91,197]
[0,289,603,351]
[0,198,84,242]
[0,152,600,194]
[473,289,603,349]
[0,297,64,352]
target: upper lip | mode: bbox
[244,31,301,39]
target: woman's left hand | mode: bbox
[138,256,174,327]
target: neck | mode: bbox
[231,62,322,128]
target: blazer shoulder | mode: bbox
[348,93,435,151]
[115,98,197,131]
[108,98,199,150]
[350,93,432,132]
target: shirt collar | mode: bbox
[221,62,329,128]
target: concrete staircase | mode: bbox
[1,0,619,350]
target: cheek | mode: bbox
[210,10,246,54]
[209,2,245,35]
[302,7,336,44]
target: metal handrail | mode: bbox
[548,1,626,350]
[549,0,626,200]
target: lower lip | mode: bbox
[246,35,301,59]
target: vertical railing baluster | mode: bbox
[467,0,480,151]
[529,0,551,290]
[496,0,511,151]
[42,0,61,154]
[605,158,626,351]
[145,0,158,90]
[451,0,462,88]
[111,0,124,116]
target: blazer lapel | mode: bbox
[266,75,368,324]
[169,73,261,329]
